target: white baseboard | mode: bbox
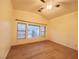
[49,40,78,51]
[1,47,11,59]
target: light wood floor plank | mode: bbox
[6,40,78,59]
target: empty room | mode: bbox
[0,0,78,59]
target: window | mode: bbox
[17,23,26,39]
[28,24,40,38]
[28,24,46,38]
[40,26,46,36]
[17,22,46,39]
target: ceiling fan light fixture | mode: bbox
[46,4,52,10]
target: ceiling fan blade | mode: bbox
[40,0,46,3]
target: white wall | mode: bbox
[12,10,48,46]
[48,11,78,50]
[0,0,13,59]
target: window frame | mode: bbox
[40,25,46,37]
[16,21,46,40]
[17,22,27,39]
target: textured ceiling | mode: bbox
[12,0,78,19]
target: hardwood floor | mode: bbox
[6,40,78,59]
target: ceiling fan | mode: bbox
[38,0,61,12]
